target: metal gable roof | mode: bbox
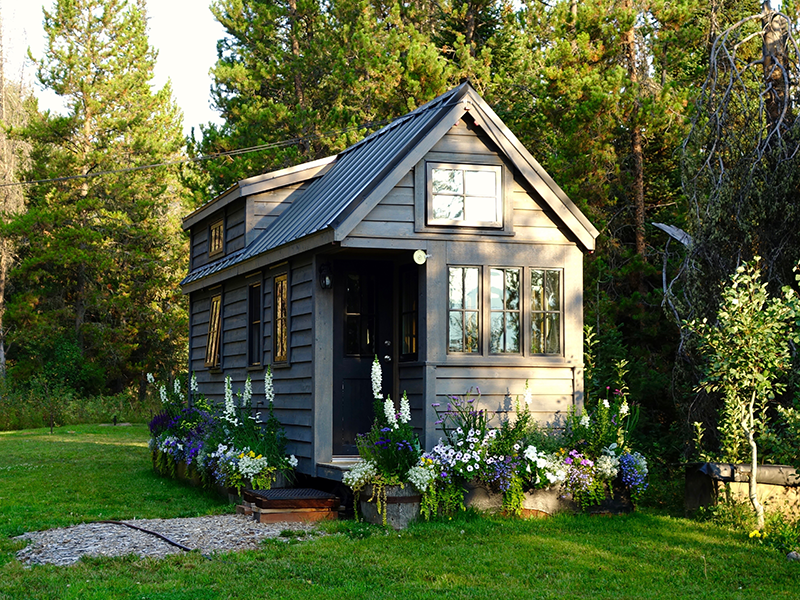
[181,83,469,286]
[181,82,599,288]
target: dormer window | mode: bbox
[427,163,502,227]
[209,219,224,257]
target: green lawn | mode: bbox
[1,425,797,600]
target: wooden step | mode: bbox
[241,488,339,523]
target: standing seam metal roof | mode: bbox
[181,84,469,286]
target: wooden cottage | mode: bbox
[180,83,599,481]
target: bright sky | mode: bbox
[0,0,225,136]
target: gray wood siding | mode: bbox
[433,365,575,427]
[226,205,246,253]
[398,363,425,437]
[247,183,310,245]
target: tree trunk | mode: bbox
[762,3,790,130]
[743,390,765,529]
[621,0,646,260]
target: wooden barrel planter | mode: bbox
[358,484,421,530]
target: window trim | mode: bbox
[273,270,289,364]
[427,162,503,228]
[247,278,263,367]
[444,266,565,358]
[208,218,225,258]
[204,292,223,368]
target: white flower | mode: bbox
[288,455,298,468]
[343,459,378,491]
[523,380,533,406]
[596,454,620,480]
[371,357,383,400]
[190,373,199,393]
[466,465,473,472]
[407,463,436,493]
[619,400,630,417]
[524,445,538,462]
[580,415,590,428]
[159,385,167,405]
[264,367,274,406]
[384,397,398,429]
[602,399,610,409]
[146,373,155,385]
[399,394,411,424]
[243,376,252,407]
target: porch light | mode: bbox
[318,263,333,289]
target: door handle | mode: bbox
[383,355,392,362]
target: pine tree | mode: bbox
[7,0,188,394]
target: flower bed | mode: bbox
[343,360,650,527]
[418,381,649,517]
[148,369,297,495]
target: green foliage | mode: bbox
[6,0,189,395]
[690,259,797,462]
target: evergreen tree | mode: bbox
[7,0,188,394]
[194,0,456,196]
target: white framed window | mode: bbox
[427,163,503,228]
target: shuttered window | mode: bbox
[209,219,224,257]
[205,294,222,368]
[273,273,288,363]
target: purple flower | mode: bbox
[432,403,441,407]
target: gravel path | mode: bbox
[15,514,316,566]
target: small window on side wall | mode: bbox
[531,269,561,355]
[205,294,222,368]
[209,219,224,257]
[428,163,502,228]
[248,283,262,367]
[273,273,289,363]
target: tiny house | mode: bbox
[180,83,599,481]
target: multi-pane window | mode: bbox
[205,294,222,368]
[209,219,224,257]
[428,164,502,227]
[489,268,520,354]
[447,266,563,357]
[400,267,418,361]
[531,269,561,355]
[273,273,288,363]
[248,283,262,366]
[448,267,480,353]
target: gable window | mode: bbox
[205,293,222,368]
[428,163,502,227]
[248,283,262,367]
[273,273,289,363]
[490,268,520,354]
[209,219,224,257]
[531,269,561,355]
[448,267,480,353]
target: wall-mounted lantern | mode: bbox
[318,263,333,289]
